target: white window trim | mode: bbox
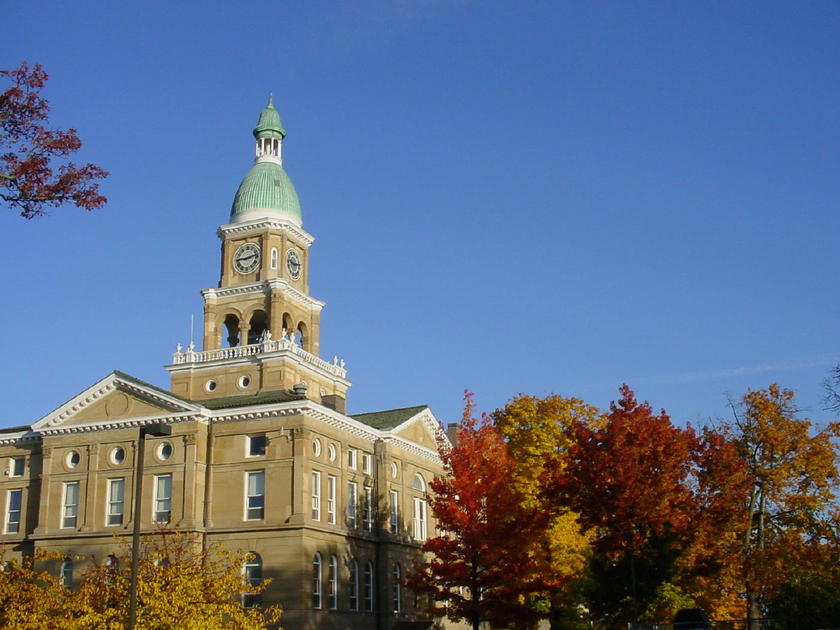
[106,478,124,527]
[389,490,399,534]
[153,474,172,523]
[245,470,265,521]
[362,453,372,475]
[364,561,374,612]
[347,448,357,470]
[327,475,336,524]
[9,457,24,477]
[311,470,321,521]
[5,488,22,534]
[61,481,79,529]
[412,497,427,541]
[313,552,322,609]
[363,485,373,532]
[347,481,357,528]
[349,558,359,611]
[328,555,338,610]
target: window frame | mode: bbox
[247,434,267,458]
[153,474,172,524]
[311,470,321,521]
[348,558,359,611]
[392,563,402,613]
[312,552,322,609]
[346,481,357,528]
[412,497,427,541]
[242,552,263,608]
[5,488,22,534]
[363,485,373,532]
[362,452,372,475]
[389,489,399,534]
[327,475,336,524]
[61,481,79,529]
[61,556,73,588]
[363,561,374,612]
[328,554,338,610]
[245,470,265,521]
[106,478,125,527]
[347,448,357,470]
[9,457,24,477]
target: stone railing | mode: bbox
[171,332,347,379]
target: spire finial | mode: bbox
[268,92,274,107]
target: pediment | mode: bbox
[32,372,201,432]
[391,408,445,451]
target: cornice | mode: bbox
[201,279,324,312]
[217,218,314,246]
[36,412,207,437]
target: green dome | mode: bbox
[230,162,301,225]
[253,94,285,140]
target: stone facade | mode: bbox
[0,98,444,630]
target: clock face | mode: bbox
[233,243,261,274]
[286,248,302,280]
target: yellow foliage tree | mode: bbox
[722,384,840,623]
[2,533,282,629]
[492,394,604,630]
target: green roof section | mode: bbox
[230,161,302,222]
[351,405,429,430]
[201,389,301,410]
[253,93,285,139]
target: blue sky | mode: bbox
[2,1,839,430]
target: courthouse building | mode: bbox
[0,97,445,630]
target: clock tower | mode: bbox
[166,96,350,412]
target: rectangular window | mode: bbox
[327,475,336,524]
[311,471,321,521]
[247,435,267,457]
[363,486,373,532]
[389,490,399,533]
[364,563,374,612]
[5,489,22,534]
[106,478,124,526]
[347,448,357,470]
[412,497,427,541]
[362,453,372,475]
[62,482,79,529]
[153,474,172,523]
[9,457,24,477]
[246,471,265,520]
[346,481,357,528]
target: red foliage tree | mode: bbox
[553,385,702,622]
[405,393,555,630]
[1,62,107,218]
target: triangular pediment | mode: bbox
[32,372,201,431]
[390,408,445,451]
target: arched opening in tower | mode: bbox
[248,310,267,345]
[223,314,240,347]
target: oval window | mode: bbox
[111,447,126,465]
[157,442,173,461]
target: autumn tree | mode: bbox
[720,384,840,625]
[552,385,702,625]
[406,393,554,630]
[1,62,107,218]
[492,394,603,630]
[0,549,77,629]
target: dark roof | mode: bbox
[112,370,192,405]
[201,389,301,410]
[0,425,30,435]
[351,405,428,430]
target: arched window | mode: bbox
[364,561,374,612]
[328,555,338,610]
[312,553,322,609]
[348,558,359,611]
[411,473,425,492]
[61,557,73,588]
[392,563,401,613]
[247,310,267,345]
[223,314,240,347]
[242,552,263,608]
[270,248,278,269]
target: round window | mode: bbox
[205,380,217,392]
[390,461,399,479]
[312,438,322,457]
[66,451,81,468]
[111,447,126,465]
[328,443,337,462]
[238,375,251,389]
[157,442,173,461]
